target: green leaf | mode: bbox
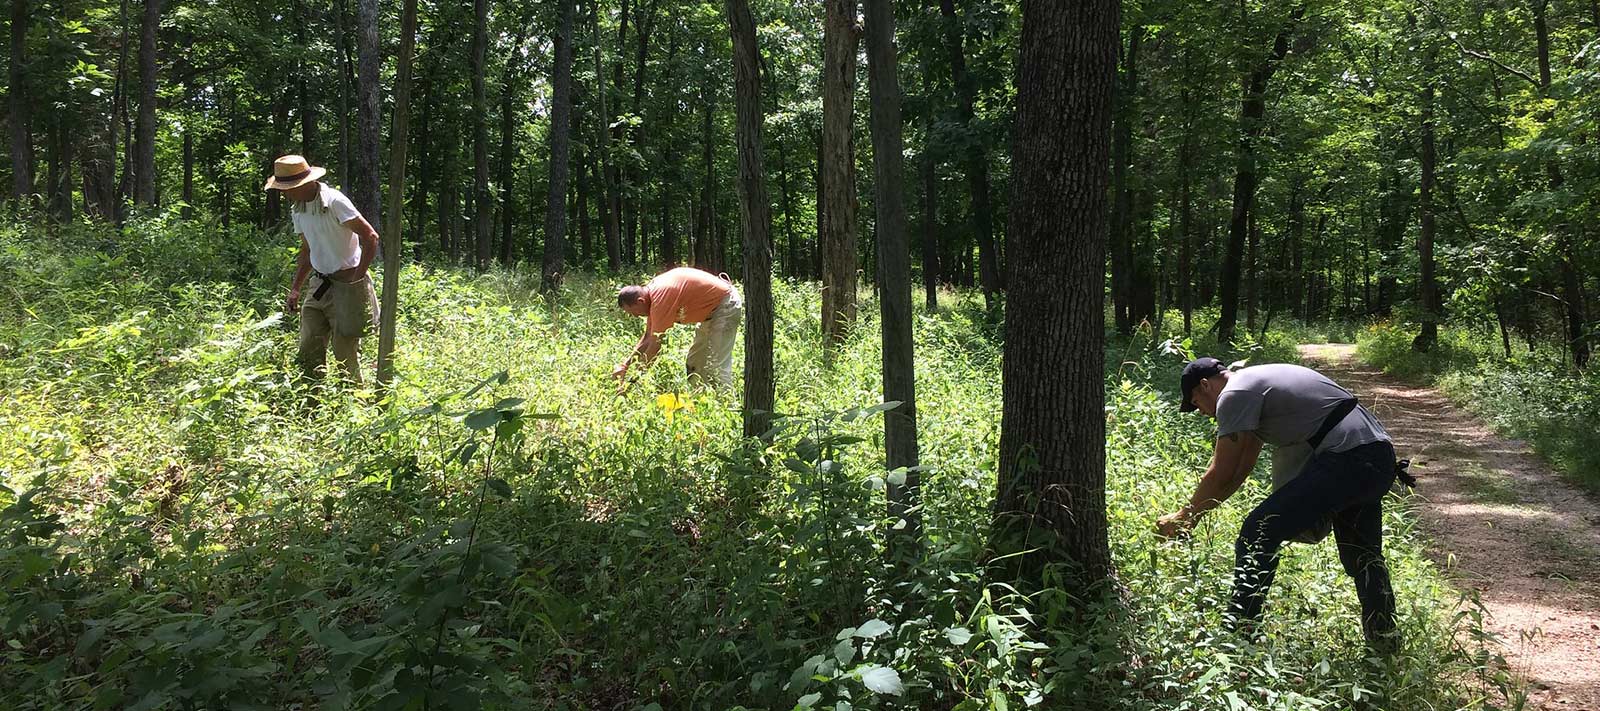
[853,619,892,639]
[796,692,822,709]
[858,665,903,695]
[943,626,973,645]
[832,638,855,665]
[463,409,503,431]
[487,478,512,498]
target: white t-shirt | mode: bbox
[290,184,364,274]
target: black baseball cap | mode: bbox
[1179,357,1227,412]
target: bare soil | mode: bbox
[1300,344,1600,710]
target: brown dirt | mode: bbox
[1300,344,1600,710]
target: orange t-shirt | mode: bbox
[645,267,732,335]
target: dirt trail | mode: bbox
[1300,344,1600,710]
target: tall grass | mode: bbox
[0,217,1512,709]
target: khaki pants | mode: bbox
[298,275,379,383]
[684,289,742,390]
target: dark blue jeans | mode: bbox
[1231,440,1398,637]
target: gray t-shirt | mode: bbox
[1215,363,1391,485]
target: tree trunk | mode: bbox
[696,75,718,273]
[610,0,631,265]
[1216,10,1298,348]
[294,0,317,159]
[778,138,799,277]
[577,147,594,266]
[1178,128,1194,334]
[376,0,419,387]
[543,0,575,292]
[591,0,621,271]
[47,119,73,221]
[994,0,1116,586]
[821,0,860,358]
[181,128,193,219]
[354,0,382,228]
[336,0,352,174]
[8,0,33,203]
[471,0,491,268]
[939,0,1000,307]
[1108,27,1141,335]
[1246,209,1258,332]
[1413,76,1439,351]
[499,77,517,267]
[863,0,922,552]
[920,147,940,312]
[132,0,163,207]
[1533,0,1589,368]
[724,0,774,438]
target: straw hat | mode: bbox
[262,155,327,191]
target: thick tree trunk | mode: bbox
[543,0,575,292]
[1108,27,1141,335]
[939,0,1000,306]
[9,0,33,203]
[1216,11,1297,347]
[864,0,922,551]
[994,0,1116,586]
[725,0,774,438]
[821,0,860,358]
[354,0,382,228]
[376,0,419,387]
[132,0,163,206]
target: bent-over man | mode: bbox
[266,155,381,384]
[613,267,743,391]
[1158,357,1411,651]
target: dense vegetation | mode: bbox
[1,220,1510,708]
[7,0,1600,706]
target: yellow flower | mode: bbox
[656,392,694,422]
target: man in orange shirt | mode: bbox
[613,267,744,391]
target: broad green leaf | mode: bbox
[858,665,903,695]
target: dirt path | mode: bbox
[1300,344,1600,710]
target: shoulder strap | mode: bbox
[1308,397,1358,450]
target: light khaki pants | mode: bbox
[298,275,379,383]
[684,289,742,390]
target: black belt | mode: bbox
[311,272,336,300]
[1309,398,1416,488]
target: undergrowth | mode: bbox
[1,217,1514,709]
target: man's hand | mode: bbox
[286,289,301,314]
[611,361,630,381]
[1156,510,1195,539]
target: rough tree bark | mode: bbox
[863,0,921,551]
[993,0,1116,585]
[543,0,576,292]
[724,0,774,438]
[376,0,419,387]
[354,0,382,229]
[9,0,33,203]
[821,0,860,359]
[132,0,163,206]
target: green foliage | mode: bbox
[0,219,1512,708]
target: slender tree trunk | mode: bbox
[778,139,799,277]
[354,0,382,228]
[294,0,317,158]
[414,76,432,259]
[1109,27,1141,335]
[181,129,193,219]
[46,119,72,220]
[543,0,576,291]
[920,147,940,312]
[1245,210,1258,332]
[994,0,1117,585]
[592,0,621,271]
[697,75,718,272]
[939,0,1000,306]
[132,0,163,206]
[470,0,492,268]
[610,0,631,265]
[1178,127,1194,334]
[499,79,517,267]
[264,91,289,226]
[725,0,774,438]
[577,147,594,265]
[864,0,921,551]
[1533,0,1589,368]
[9,0,33,203]
[111,0,132,221]
[1413,71,1439,351]
[821,0,860,358]
[376,0,419,387]
[1216,10,1298,347]
[336,0,352,174]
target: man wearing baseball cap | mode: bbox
[1159,356,1410,650]
[265,155,382,384]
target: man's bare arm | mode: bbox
[341,216,380,275]
[1181,431,1264,518]
[287,237,312,312]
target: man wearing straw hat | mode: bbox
[265,155,382,384]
